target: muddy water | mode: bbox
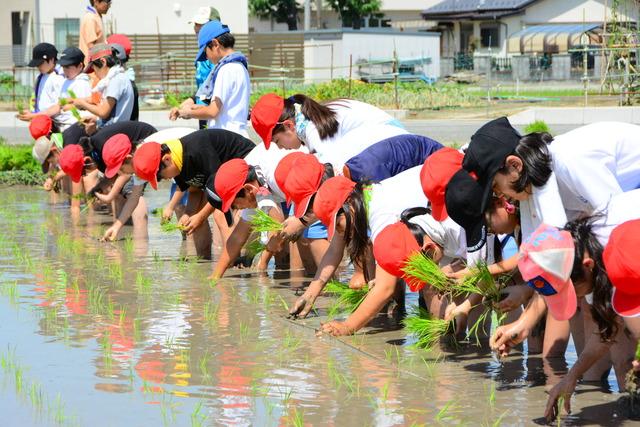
[0,186,634,426]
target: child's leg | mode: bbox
[610,325,636,390]
[186,190,212,259]
[131,195,149,240]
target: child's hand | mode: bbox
[161,205,174,223]
[495,285,533,313]
[265,234,285,253]
[177,107,193,120]
[16,111,35,121]
[279,217,306,242]
[490,320,530,358]
[445,267,469,281]
[179,213,203,235]
[544,375,576,422]
[93,192,112,203]
[102,224,121,242]
[317,320,354,337]
[82,117,97,135]
[288,282,322,319]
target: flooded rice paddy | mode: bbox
[0,186,634,426]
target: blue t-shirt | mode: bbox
[99,73,134,127]
[195,60,213,105]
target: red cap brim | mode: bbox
[104,162,123,179]
[543,279,577,321]
[430,201,448,221]
[612,288,640,318]
[293,195,313,218]
[148,174,158,190]
[327,209,338,240]
[69,169,83,183]
[263,127,274,150]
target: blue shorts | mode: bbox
[289,204,328,239]
[500,234,518,260]
[170,181,189,206]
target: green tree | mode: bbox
[327,0,382,29]
[249,0,300,31]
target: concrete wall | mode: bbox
[0,0,36,68]
[303,29,440,83]
[36,0,248,43]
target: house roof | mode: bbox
[422,0,540,20]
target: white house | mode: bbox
[421,0,639,58]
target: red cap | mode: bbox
[107,34,132,56]
[286,154,324,218]
[103,133,132,178]
[373,222,425,292]
[421,147,463,221]
[214,159,249,212]
[274,151,306,205]
[132,142,160,190]
[312,176,355,239]
[29,115,52,140]
[59,144,85,183]
[604,219,640,317]
[251,93,284,149]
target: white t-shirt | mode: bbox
[208,62,250,137]
[134,128,196,186]
[35,72,64,113]
[100,73,134,127]
[314,124,409,172]
[55,73,92,129]
[303,99,400,153]
[550,122,640,219]
[519,171,569,241]
[588,189,640,245]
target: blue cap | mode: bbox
[196,20,230,62]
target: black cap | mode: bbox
[58,47,85,66]
[462,117,521,212]
[28,43,58,67]
[445,169,487,253]
[205,175,233,226]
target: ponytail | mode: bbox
[274,94,339,140]
[78,136,95,156]
[343,182,371,282]
[399,207,431,247]
[502,132,554,193]
[564,216,618,342]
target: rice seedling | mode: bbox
[435,399,456,423]
[118,305,127,327]
[239,321,250,342]
[198,351,211,379]
[401,252,452,294]
[123,236,134,254]
[1,280,19,305]
[28,381,45,411]
[324,280,369,316]
[59,97,83,123]
[136,271,152,294]
[160,220,187,233]
[403,307,454,350]
[15,99,24,113]
[133,317,142,342]
[152,250,161,264]
[289,407,305,427]
[282,329,302,352]
[245,238,266,259]
[190,400,207,427]
[203,301,219,328]
[487,382,496,407]
[249,209,283,233]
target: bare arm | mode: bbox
[179,98,222,120]
[210,217,253,280]
[73,97,115,120]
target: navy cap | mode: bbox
[196,20,230,62]
[444,169,488,253]
[462,117,521,212]
[29,43,58,67]
[58,47,85,66]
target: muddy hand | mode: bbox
[289,293,316,319]
[544,376,575,422]
[317,321,354,337]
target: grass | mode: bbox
[249,209,283,233]
[324,280,369,316]
[403,307,454,350]
[523,120,551,134]
[401,252,452,293]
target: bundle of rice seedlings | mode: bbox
[59,95,82,123]
[324,280,369,316]
[160,221,187,233]
[249,210,283,233]
[245,238,266,258]
[401,252,452,293]
[15,99,24,113]
[403,307,454,350]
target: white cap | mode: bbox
[189,6,220,24]
[33,135,55,173]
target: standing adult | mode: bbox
[169,21,250,137]
[79,0,111,59]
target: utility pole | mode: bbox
[304,0,311,30]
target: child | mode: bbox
[99,127,195,241]
[107,34,139,121]
[17,43,64,124]
[132,129,256,259]
[71,44,135,128]
[170,20,250,136]
[53,47,92,131]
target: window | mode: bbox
[480,24,500,48]
[54,18,80,50]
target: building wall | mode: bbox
[36,0,248,44]
[304,29,440,83]
[0,0,36,68]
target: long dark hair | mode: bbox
[273,94,340,140]
[399,207,430,245]
[499,132,554,193]
[564,216,618,342]
[78,136,94,155]
[342,181,371,281]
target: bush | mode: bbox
[523,120,551,135]
[0,142,40,173]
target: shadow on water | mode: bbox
[0,186,633,426]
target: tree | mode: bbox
[249,0,300,31]
[327,0,381,29]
